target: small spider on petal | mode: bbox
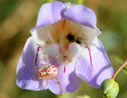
[16,1,114,95]
[37,45,62,95]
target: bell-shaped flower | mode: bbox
[16,1,114,95]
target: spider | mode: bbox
[36,45,62,95]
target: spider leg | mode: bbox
[59,19,66,48]
[59,30,65,49]
[37,44,49,65]
[43,76,62,95]
[53,77,62,96]
[43,51,49,65]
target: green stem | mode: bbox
[77,0,84,4]
[112,60,127,80]
[47,0,54,2]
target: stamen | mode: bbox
[64,66,66,73]
[35,46,40,66]
[88,47,93,72]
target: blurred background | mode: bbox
[0,0,127,98]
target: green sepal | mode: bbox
[100,79,119,98]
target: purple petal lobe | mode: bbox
[48,57,81,94]
[30,1,65,32]
[63,5,97,29]
[16,37,45,90]
[75,39,114,88]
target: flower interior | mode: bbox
[33,18,98,59]
[32,17,98,74]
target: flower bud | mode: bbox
[100,79,119,98]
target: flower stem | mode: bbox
[112,60,127,80]
[77,0,84,4]
[47,0,54,2]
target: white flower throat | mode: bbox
[32,18,98,57]
[32,18,98,73]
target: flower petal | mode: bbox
[63,5,101,34]
[30,1,65,33]
[48,57,81,94]
[75,39,114,88]
[16,37,46,90]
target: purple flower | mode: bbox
[16,1,113,95]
